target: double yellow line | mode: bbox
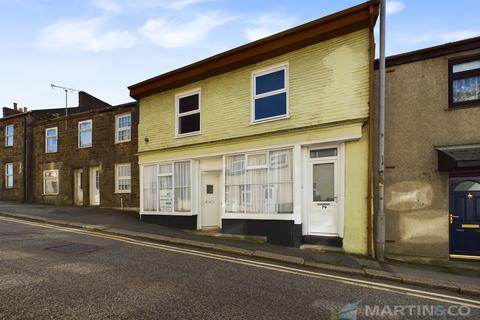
[1,215,479,309]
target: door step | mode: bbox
[300,244,344,253]
[186,229,267,244]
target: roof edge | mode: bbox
[375,36,480,68]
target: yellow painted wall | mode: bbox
[343,125,369,254]
[138,122,369,255]
[138,121,363,163]
[138,29,370,153]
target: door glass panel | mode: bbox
[95,171,99,190]
[206,184,214,194]
[454,181,480,191]
[313,163,334,202]
[310,148,337,158]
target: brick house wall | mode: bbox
[0,111,32,202]
[30,103,139,208]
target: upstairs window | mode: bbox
[78,120,92,148]
[5,163,13,188]
[45,127,58,153]
[252,64,288,122]
[176,90,200,136]
[116,113,131,143]
[5,124,14,146]
[449,57,480,107]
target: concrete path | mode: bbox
[0,201,479,297]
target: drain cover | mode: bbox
[46,242,102,255]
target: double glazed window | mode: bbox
[78,120,92,148]
[116,113,131,143]
[176,91,200,136]
[5,124,14,147]
[225,149,293,214]
[253,65,288,122]
[115,164,131,193]
[450,57,480,106]
[143,161,191,213]
[5,163,13,188]
[45,127,58,153]
[44,170,59,195]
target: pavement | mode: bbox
[3,218,479,319]
[0,201,479,298]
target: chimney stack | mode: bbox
[13,102,18,111]
[24,107,28,112]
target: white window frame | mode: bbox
[45,127,58,153]
[251,63,289,124]
[142,160,192,214]
[225,148,294,215]
[43,169,59,195]
[175,89,201,137]
[115,113,132,143]
[5,124,14,147]
[78,119,93,148]
[270,150,288,169]
[5,163,13,188]
[115,163,131,193]
[231,157,245,175]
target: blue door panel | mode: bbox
[449,178,480,257]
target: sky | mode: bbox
[1,0,479,110]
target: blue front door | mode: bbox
[449,177,480,257]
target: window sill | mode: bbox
[445,103,480,111]
[43,193,59,196]
[115,191,131,194]
[174,131,201,139]
[223,213,295,220]
[4,145,13,148]
[250,115,290,125]
[45,151,57,154]
[115,140,131,144]
[78,146,92,149]
[140,211,195,216]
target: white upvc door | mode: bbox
[308,158,339,236]
[89,167,100,206]
[74,169,84,206]
[201,172,220,229]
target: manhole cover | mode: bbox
[45,242,102,255]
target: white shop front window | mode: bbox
[225,149,293,214]
[142,161,191,213]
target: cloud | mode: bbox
[38,18,136,52]
[396,29,480,45]
[439,30,480,42]
[244,14,296,42]
[386,1,405,15]
[92,0,121,12]
[135,0,220,10]
[140,12,234,48]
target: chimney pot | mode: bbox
[24,107,28,112]
[13,103,17,110]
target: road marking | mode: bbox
[1,215,479,309]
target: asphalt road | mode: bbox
[0,217,478,320]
